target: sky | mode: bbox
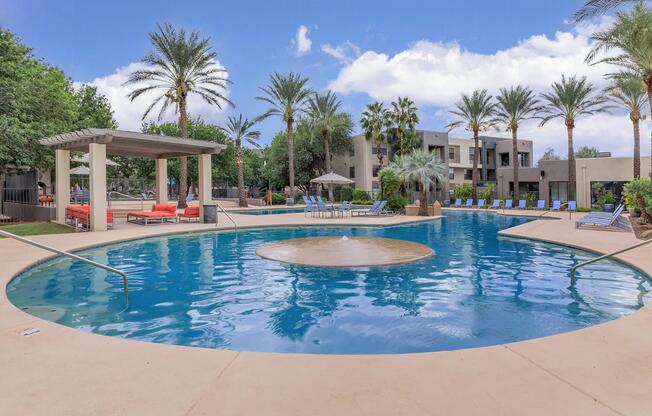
[1,0,650,160]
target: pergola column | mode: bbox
[88,143,107,231]
[155,158,168,204]
[198,153,212,222]
[55,149,70,224]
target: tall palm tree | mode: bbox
[495,86,542,200]
[605,73,649,178]
[219,114,267,207]
[257,72,312,200]
[304,91,352,202]
[391,149,446,216]
[389,97,419,156]
[573,0,648,22]
[446,89,498,200]
[125,23,231,208]
[586,4,652,179]
[539,75,611,201]
[360,102,392,166]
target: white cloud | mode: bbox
[291,25,312,57]
[321,41,361,64]
[77,61,230,130]
[326,17,651,159]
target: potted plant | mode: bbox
[602,190,616,213]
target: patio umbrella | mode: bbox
[72,153,120,166]
[70,166,90,175]
[310,172,353,202]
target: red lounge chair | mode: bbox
[127,203,178,225]
[178,206,200,222]
[65,205,114,229]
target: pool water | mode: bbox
[229,207,305,215]
[7,211,651,354]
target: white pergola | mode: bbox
[40,128,225,231]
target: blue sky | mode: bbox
[1,0,649,159]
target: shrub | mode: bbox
[623,178,652,223]
[521,192,537,207]
[387,196,408,212]
[478,183,496,200]
[378,167,401,199]
[453,183,472,200]
[351,199,374,205]
[334,185,353,202]
[271,192,286,205]
[351,189,372,202]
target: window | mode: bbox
[464,169,473,180]
[349,147,355,157]
[500,153,510,167]
[549,182,569,203]
[468,147,475,163]
[349,166,355,179]
[371,144,387,156]
[372,165,382,177]
[449,148,455,161]
[518,152,530,167]
[449,168,455,180]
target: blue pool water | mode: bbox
[7,211,651,354]
[229,207,305,215]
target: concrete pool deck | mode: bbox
[1,209,651,415]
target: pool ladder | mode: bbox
[0,230,129,308]
[214,202,238,236]
[570,238,652,286]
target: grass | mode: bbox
[0,222,73,237]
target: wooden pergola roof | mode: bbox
[40,129,226,159]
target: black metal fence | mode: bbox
[1,188,55,224]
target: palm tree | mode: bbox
[125,23,231,208]
[257,72,312,200]
[219,114,267,207]
[586,4,652,179]
[304,91,352,202]
[391,149,446,216]
[573,0,648,22]
[539,75,610,201]
[389,97,419,156]
[495,86,542,200]
[446,89,498,200]
[605,73,649,178]
[360,102,392,166]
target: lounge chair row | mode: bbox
[575,204,628,231]
[66,205,114,229]
[451,199,577,211]
[302,196,393,217]
[127,204,200,225]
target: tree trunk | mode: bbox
[287,118,295,200]
[236,138,247,208]
[418,184,428,216]
[323,129,334,202]
[632,112,641,178]
[472,128,479,201]
[636,194,650,224]
[376,137,384,166]
[399,128,404,157]
[512,126,520,200]
[178,96,188,209]
[566,123,576,202]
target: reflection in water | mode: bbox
[7,212,652,354]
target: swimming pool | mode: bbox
[229,207,305,215]
[7,211,651,354]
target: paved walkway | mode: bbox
[1,210,651,415]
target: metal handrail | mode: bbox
[214,201,238,235]
[538,202,569,219]
[107,190,145,210]
[570,239,652,286]
[0,230,129,308]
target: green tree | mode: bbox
[360,102,391,165]
[446,89,498,200]
[605,74,648,177]
[537,147,562,165]
[257,72,312,200]
[389,97,419,156]
[575,145,601,158]
[495,85,542,200]
[0,29,116,173]
[573,0,648,21]
[539,75,610,200]
[586,4,652,179]
[219,114,266,207]
[623,178,652,223]
[304,91,353,201]
[125,23,230,208]
[391,149,446,216]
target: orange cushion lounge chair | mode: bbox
[127,203,178,225]
[65,205,114,229]
[178,206,200,222]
